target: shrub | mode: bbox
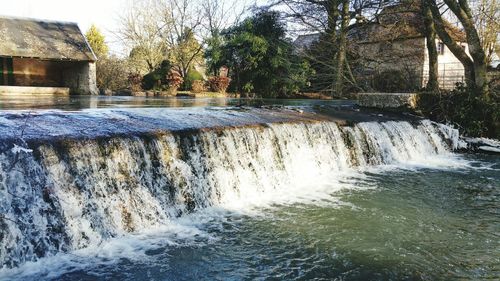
[417,83,499,138]
[142,72,163,90]
[183,69,204,90]
[208,76,231,93]
[127,73,143,92]
[167,70,184,90]
[191,80,206,93]
[142,60,172,90]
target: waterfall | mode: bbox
[0,119,462,268]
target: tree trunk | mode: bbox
[427,0,475,85]
[422,0,439,92]
[456,0,489,96]
[333,0,349,96]
[325,0,339,38]
[442,0,489,96]
[325,1,340,94]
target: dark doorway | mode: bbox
[0,57,15,86]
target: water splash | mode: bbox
[0,119,464,271]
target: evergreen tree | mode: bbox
[214,11,312,97]
[85,24,109,59]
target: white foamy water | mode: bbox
[0,119,471,279]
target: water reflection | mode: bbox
[0,94,353,111]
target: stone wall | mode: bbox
[0,85,69,95]
[352,38,426,90]
[63,61,98,95]
[357,93,418,108]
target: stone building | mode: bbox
[294,3,468,90]
[0,16,98,95]
[348,3,468,90]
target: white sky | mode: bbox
[0,0,268,56]
[0,0,129,54]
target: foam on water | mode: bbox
[0,118,473,279]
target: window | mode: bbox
[437,42,445,55]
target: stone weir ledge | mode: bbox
[0,106,422,144]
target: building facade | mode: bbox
[294,3,469,91]
[0,16,98,95]
[348,3,468,90]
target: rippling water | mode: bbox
[3,154,498,281]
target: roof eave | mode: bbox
[0,54,95,62]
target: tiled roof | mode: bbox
[0,16,96,61]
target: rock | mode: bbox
[357,93,418,109]
[463,137,500,154]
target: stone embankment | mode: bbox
[357,92,418,109]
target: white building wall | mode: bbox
[422,38,469,89]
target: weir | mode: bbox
[0,107,463,269]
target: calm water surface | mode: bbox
[0,95,351,111]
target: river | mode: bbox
[0,96,498,280]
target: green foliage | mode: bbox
[209,11,312,97]
[183,69,204,90]
[142,61,172,90]
[417,83,500,138]
[85,25,109,59]
[86,24,118,91]
[204,31,224,76]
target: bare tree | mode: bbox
[271,0,394,96]
[118,0,248,79]
[118,0,167,73]
[471,0,500,64]
[427,0,489,96]
[201,0,249,38]
[157,0,204,77]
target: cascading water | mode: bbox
[0,117,463,270]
